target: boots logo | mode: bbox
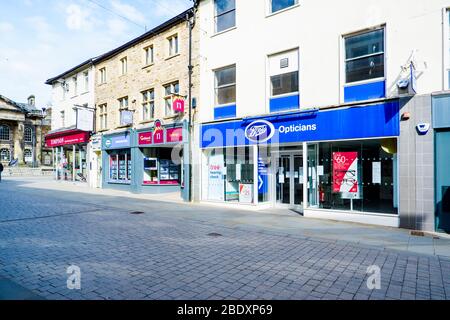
[245,120,275,143]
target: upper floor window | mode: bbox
[60,111,65,127]
[142,89,155,120]
[145,46,154,65]
[99,68,107,84]
[0,125,10,141]
[120,57,128,75]
[72,76,78,96]
[24,126,33,143]
[98,104,108,130]
[168,35,179,56]
[164,82,180,116]
[0,148,10,162]
[215,0,236,33]
[215,65,236,106]
[270,0,298,14]
[269,49,299,97]
[118,97,129,110]
[344,28,385,84]
[83,71,89,92]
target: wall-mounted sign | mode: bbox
[166,128,183,143]
[46,131,89,147]
[201,101,400,148]
[76,108,94,131]
[332,152,359,197]
[153,120,164,144]
[173,98,185,113]
[120,110,133,126]
[104,134,131,149]
[138,132,152,145]
[416,123,430,135]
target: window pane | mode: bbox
[271,0,297,13]
[345,29,384,59]
[271,71,298,96]
[216,66,236,87]
[346,54,384,83]
[216,85,236,105]
[173,82,179,94]
[216,0,235,15]
[216,10,235,32]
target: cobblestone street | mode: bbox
[1,178,450,300]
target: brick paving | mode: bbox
[0,179,449,300]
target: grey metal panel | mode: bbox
[432,95,450,129]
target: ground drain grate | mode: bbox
[207,233,223,237]
[129,211,145,215]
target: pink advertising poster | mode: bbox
[332,151,358,194]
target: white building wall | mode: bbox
[49,65,96,131]
[198,0,450,122]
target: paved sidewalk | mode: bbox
[0,277,44,300]
[11,176,450,259]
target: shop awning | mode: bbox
[45,128,90,148]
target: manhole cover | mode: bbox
[207,233,223,237]
[129,211,144,215]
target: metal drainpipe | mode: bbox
[187,9,195,202]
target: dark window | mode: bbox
[0,125,10,141]
[215,65,236,105]
[215,0,236,33]
[271,0,298,14]
[271,71,299,96]
[345,29,385,83]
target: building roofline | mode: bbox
[45,59,94,85]
[92,8,193,65]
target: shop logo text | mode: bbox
[245,120,275,143]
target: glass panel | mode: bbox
[277,156,290,204]
[216,0,235,15]
[271,71,299,96]
[216,67,236,87]
[271,0,297,13]
[293,155,303,205]
[308,144,318,207]
[345,54,384,83]
[216,85,236,105]
[345,29,384,59]
[216,10,235,32]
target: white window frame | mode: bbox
[168,35,179,56]
[340,25,387,103]
[0,124,11,141]
[98,104,108,130]
[0,148,11,162]
[214,0,236,34]
[60,111,65,128]
[120,57,128,75]
[144,45,154,66]
[72,76,78,96]
[214,64,236,107]
[268,0,299,16]
[83,71,89,93]
[444,8,450,90]
[24,126,33,143]
[163,81,180,116]
[142,89,155,121]
[118,97,129,110]
[267,48,300,100]
[99,68,107,84]
[24,149,32,163]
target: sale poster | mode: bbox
[332,152,358,194]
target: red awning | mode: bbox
[45,129,90,148]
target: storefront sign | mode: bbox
[104,134,131,149]
[46,131,89,147]
[167,128,183,143]
[239,184,253,203]
[138,132,153,145]
[207,152,225,201]
[201,101,399,148]
[332,152,358,196]
[173,98,185,113]
[120,110,134,126]
[76,108,94,132]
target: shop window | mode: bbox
[109,150,132,183]
[345,28,385,84]
[215,0,236,33]
[270,0,298,14]
[215,65,236,106]
[0,148,10,162]
[0,125,11,141]
[204,147,255,204]
[307,139,398,215]
[142,147,181,185]
[24,126,33,142]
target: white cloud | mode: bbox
[110,0,146,25]
[66,4,93,31]
[0,22,14,33]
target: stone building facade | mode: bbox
[0,94,47,166]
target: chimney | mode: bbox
[27,95,35,106]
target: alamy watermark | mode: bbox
[67,265,81,290]
[366,265,381,290]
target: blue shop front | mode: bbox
[200,101,401,227]
[102,122,189,199]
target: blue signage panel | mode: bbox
[201,102,399,148]
[104,133,131,150]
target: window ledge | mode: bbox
[266,3,300,18]
[165,53,180,61]
[139,119,155,125]
[115,124,132,129]
[211,26,237,38]
[97,128,109,133]
[344,77,385,87]
[142,63,154,70]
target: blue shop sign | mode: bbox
[201,101,399,148]
[104,133,131,150]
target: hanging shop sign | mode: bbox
[46,131,90,148]
[332,151,359,199]
[200,101,400,148]
[173,98,185,113]
[138,126,183,146]
[120,110,134,126]
[166,128,183,143]
[76,108,94,132]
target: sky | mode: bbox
[0,0,193,107]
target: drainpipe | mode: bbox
[187,8,196,202]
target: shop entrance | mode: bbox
[275,152,303,211]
